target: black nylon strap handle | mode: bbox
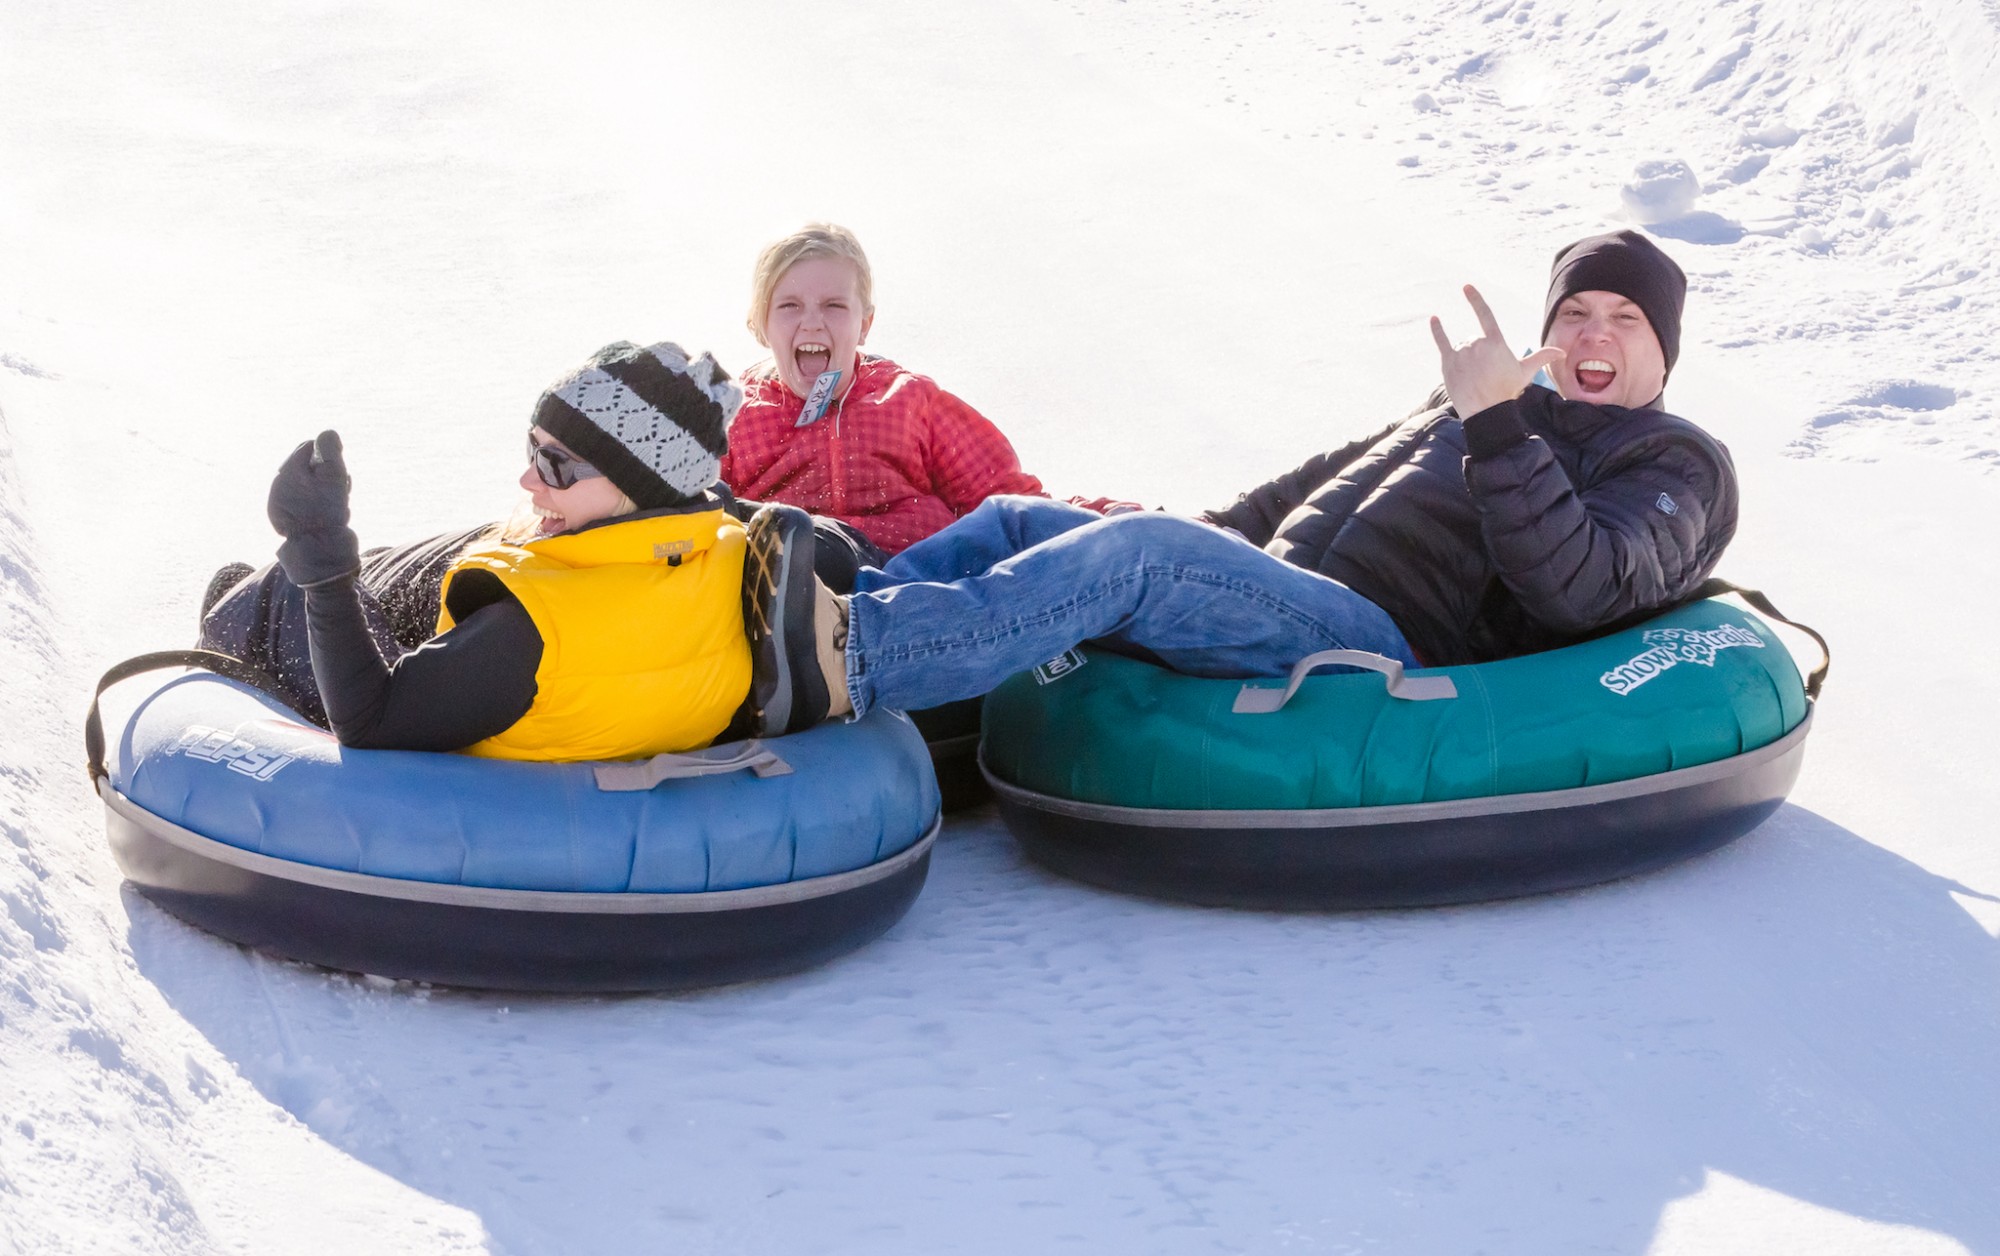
[1689,578,1830,701]
[83,650,291,786]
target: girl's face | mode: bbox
[519,427,629,536]
[762,255,874,400]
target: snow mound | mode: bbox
[1621,159,1702,224]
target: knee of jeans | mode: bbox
[980,494,1068,543]
[1102,510,1208,556]
[984,494,1050,519]
[957,494,1019,534]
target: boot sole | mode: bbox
[743,508,830,737]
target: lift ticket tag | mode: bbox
[796,369,842,426]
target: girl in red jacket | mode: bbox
[721,223,1123,560]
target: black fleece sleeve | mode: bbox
[1201,420,1402,545]
[1462,398,1738,636]
[300,574,542,751]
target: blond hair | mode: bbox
[746,223,875,346]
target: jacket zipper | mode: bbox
[825,391,847,514]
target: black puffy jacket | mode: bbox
[1202,385,1738,666]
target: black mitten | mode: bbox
[269,430,360,589]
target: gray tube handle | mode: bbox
[594,741,794,791]
[1232,649,1458,714]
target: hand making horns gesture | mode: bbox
[1429,284,1566,418]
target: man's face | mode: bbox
[1546,290,1666,410]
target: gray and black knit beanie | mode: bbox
[531,341,743,509]
[1540,229,1687,378]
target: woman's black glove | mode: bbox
[269,430,360,589]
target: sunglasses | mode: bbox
[527,435,606,490]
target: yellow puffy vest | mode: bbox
[436,507,751,763]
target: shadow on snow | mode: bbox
[126,802,2000,1254]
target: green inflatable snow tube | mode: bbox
[980,598,1814,908]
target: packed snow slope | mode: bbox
[4,0,1999,1252]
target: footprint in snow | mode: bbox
[0,353,55,379]
[3,884,68,953]
[1790,380,1981,462]
[1846,381,1959,411]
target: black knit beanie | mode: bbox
[531,341,742,509]
[1540,230,1687,379]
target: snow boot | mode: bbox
[199,561,255,626]
[740,505,850,737]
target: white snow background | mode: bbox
[5,0,2000,1251]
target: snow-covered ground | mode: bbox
[5,0,1999,1251]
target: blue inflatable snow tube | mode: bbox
[91,664,940,991]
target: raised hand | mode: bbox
[1429,285,1565,418]
[268,430,359,588]
[268,430,352,538]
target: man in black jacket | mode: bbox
[1199,230,1734,666]
[745,230,1740,733]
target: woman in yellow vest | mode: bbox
[267,341,755,762]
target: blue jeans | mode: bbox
[844,496,1416,716]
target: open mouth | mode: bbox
[1574,358,1618,393]
[794,341,832,381]
[532,504,566,537]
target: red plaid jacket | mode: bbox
[719,355,1050,555]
